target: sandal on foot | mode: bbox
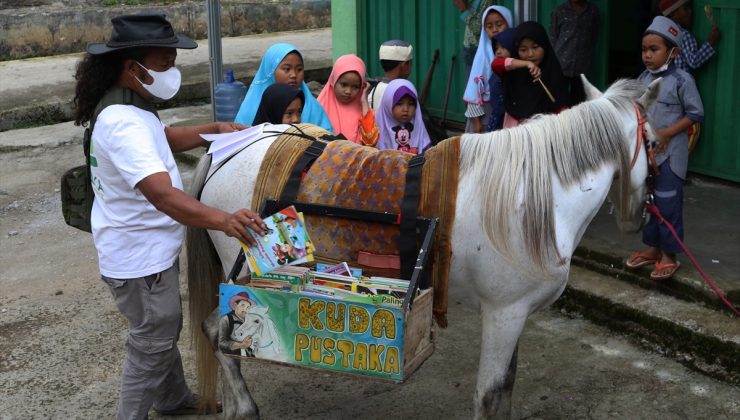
[154,395,223,416]
[650,261,681,281]
[626,251,659,269]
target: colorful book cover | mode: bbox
[241,206,314,276]
[317,262,362,277]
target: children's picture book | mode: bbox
[241,206,314,276]
[317,261,354,277]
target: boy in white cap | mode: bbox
[367,40,414,111]
[625,16,704,281]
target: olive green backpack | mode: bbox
[61,88,158,232]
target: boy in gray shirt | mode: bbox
[626,16,704,281]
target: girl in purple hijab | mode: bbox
[375,79,431,155]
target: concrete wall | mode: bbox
[0,0,330,61]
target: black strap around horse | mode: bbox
[277,139,327,209]
[399,154,425,279]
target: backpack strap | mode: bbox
[85,88,159,160]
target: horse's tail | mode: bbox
[186,153,222,409]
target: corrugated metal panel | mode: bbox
[689,0,740,181]
[357,0,470,123]
[536,0,609,89]
[348,0,738,181]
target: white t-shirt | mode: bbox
[368,81,389,112]
[90,105,185,278]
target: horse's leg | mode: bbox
[473,308,527,420]
[202,309,260,420]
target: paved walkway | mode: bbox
[0,28,332,126]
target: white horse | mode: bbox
[186,77,659,419]
[230,305,283,360]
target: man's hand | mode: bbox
[216,122,249,133]
[222,209,268,247]
[452,0,468,12]
[708,26,720,46]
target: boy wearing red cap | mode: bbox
[626,16,704,281]
[659,0,720,74]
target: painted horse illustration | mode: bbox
[186,77,659,419]
[231,305,283,360]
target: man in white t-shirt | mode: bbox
[74,14,267,419]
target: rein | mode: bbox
[630,102,660,220]
[630,104,739,317]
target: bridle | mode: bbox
[630,101,660,220]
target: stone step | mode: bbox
[557,265,740,385]
[573,246,740,315]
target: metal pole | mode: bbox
[206,0,223,122]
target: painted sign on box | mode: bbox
[219,283,407,380]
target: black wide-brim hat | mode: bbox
[87,13,197,55]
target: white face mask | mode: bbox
[648,47,676,74]
[135,62,181,100]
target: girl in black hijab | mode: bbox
[252,83,305,125]
[492,21,568,127]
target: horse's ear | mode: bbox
[580,74,602,100]
[638,77,661,110]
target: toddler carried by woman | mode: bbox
[492,21,568,128]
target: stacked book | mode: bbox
[240,208,413,308]
[249,266,310,292]
[248,261,412,308]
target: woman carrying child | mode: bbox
[234,43,332,131]
[462,5,513,133]
[253,83,304,125]
[625,16,704,281]
[375,79,431,155]
[492,21,568,128]
[317,54,378,145]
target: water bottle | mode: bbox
[215,69,248,122]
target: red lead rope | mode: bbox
[644,204,740,317]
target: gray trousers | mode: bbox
[102,261,192,420]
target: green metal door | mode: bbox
[689,0,740,181]
[356,0,469,124]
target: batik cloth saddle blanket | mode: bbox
[252,124,460,327]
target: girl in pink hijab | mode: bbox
[317,54,378,145]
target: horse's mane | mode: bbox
[459,79,646,270]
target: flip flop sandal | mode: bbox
[650,261,681,281]
[625,251,659,269]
